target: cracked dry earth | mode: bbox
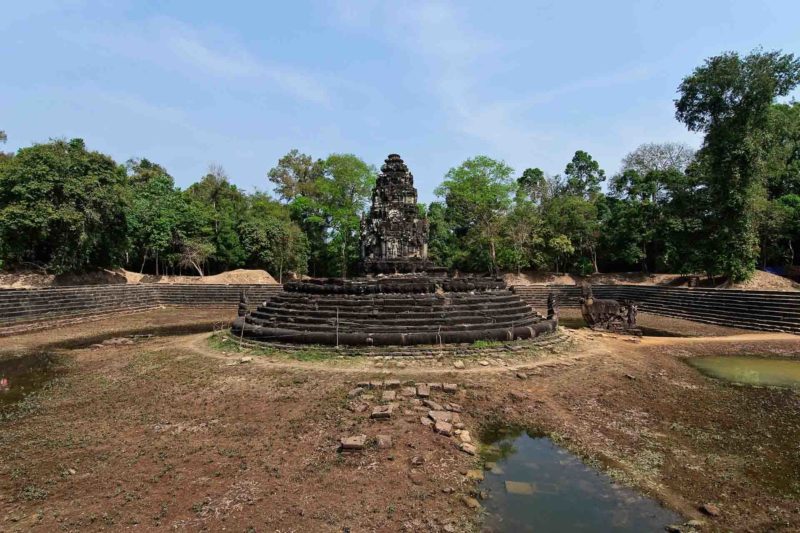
[1,308,799,532]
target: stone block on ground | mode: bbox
[340,435,367,451]
[453,360,465,369]
[458,443,477,455]
[420,417,433,427]
[400,386,417,397]
[382,390,397,401]
[371,404,394,419]
[428,410,452,423]
[466,469,484,481]
[384,379,400,389]
[442,383,458,393]
[434,421,453,436]
[423,399,443,411]
[416,384,430,398]
[347,387,364,398]
[376,434,393,449]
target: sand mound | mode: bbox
[728,270,800,292]
[128,269,278,285]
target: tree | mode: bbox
[621,142,695,176]
[184,166,248,272]
[317,154,375,277]
[675,49,800,281]
[126,159,188,275]
[499,199,544,274]
[435,156,516,274]
[517,167,548,204]
[0,138,129,273]
[564,150,605,198]
[267,149,323,201]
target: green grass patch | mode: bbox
[471,339,504,349]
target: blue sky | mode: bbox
[3,1,799,202]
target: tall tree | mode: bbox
[317,154,375,277]
[675,49,800,281]
[184,166,248,272]
[436,156,516,274]
[564,150,605,198]
[267,149,323,201]
[0,138,129,273]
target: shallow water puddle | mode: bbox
[688,356,800,389]
[479,427,680,532]
[0,352,63,415]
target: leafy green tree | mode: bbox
[675,48,800,281]
[499,199,545,274]
[426,201,457,268]
[547,235,574,274]
[184,166,248,272]
[267,149,323,201]
[517,167,548,204]
[543,194,601,273]
[126,159,189,274]
[317,154,375,277]
[0,138,129,273]
[564,150,605,198]
[436,156,516,274]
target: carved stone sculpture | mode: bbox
[579,282,641,334]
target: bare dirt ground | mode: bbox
[1,309,799,532]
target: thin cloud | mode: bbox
[71,16,330,105]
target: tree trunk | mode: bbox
[140,251,148,274]
[189,260,204,277]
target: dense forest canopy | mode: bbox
[0,50,798,282]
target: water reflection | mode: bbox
[688,356,800,389]
[0,352,62,415]
[479,426,680,532]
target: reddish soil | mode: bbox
[1,308,799,531]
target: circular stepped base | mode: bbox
[227,328,570,356]
[234,276,558,346]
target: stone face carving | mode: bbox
[579,282,640,334]
[237,290,249,317]
[360,154,438,274]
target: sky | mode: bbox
[2,0,800,203]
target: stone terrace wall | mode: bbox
[513,285,800,334]
[1,282,798,335]
[0,284,282,335]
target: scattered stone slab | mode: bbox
[462,496,481,509]
[346,401,369,413]
[428,410,452,423]
[356,381,369,388]
[369,380,383,389]
[348,387,364,398]
[416,384,430,398]
[700,503,720,517]
[384,379,400,389]
[400,386,416,397]
[239,356,253,363]
[453,361,465,369]
[458,443,477,455]
[466,469,484,481]
[382,390,397,402]
[371,404,394,419]
[505,480,535,495]
[428,383,443,390]
[516,372,528,380]
[459,431,472,444]
[376,434,393,449]
[434,421,453,436]
[411,456,424,466]
[479,360,489,366]
[445,403,462,413]
[442,383,458,393]
[423,399,443,411]
[340,435,367,451]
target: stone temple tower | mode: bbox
[360,154,437,274]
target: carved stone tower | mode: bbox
[360,154,437,274]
